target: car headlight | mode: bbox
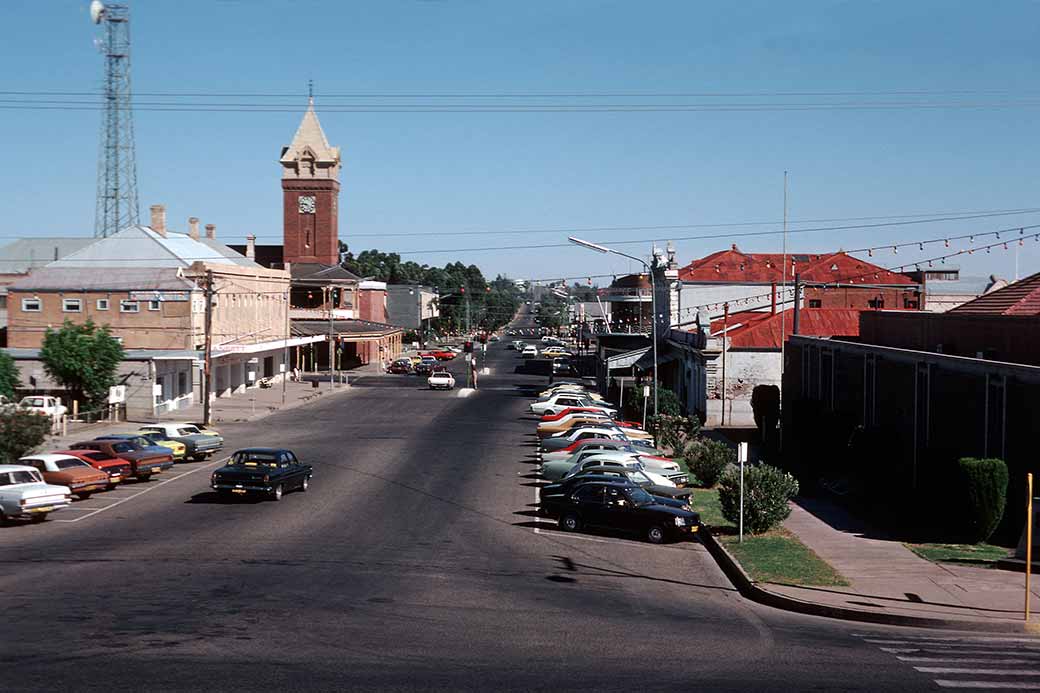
[674,516,686,527]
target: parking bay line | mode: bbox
[53,455,230,523]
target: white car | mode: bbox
[428,371,456,390]
[530,393,617,416]
[562,458,676,487]
[19,395,67,420]
[579,452,687,486]
[0,465,72,523]
[521,345,539,358]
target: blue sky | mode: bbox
[4,0,1040,282]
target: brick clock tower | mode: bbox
[280,98,341,266]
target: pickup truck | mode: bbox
[69,439,172,481]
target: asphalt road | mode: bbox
[2,311,1036,691]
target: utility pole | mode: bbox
[202,270,214,426]
[282,286,289,404]
[327,287,335,390]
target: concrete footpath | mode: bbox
[712,494,1040,632]
[44,372,366,449]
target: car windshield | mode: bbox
[231,452,282,467]
[111,442,134,453]
[21,397,46,407]
[55,459,89,470]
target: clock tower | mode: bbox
[280,98,341,266]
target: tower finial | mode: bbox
[308,79,314,105]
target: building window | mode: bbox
[148,299,161,311]
[808,299,822,308]
[62,298,82,312]
[97,298,110,311]
[21,297,42,312]
[120,300,139,313]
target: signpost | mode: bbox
[738,442,749,543]
[642,384,650,429]
[1028,473,1034,622]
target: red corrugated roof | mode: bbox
[949,271,1040,316]
[677,245,914,285]
[711,308,863,349]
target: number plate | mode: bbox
[30,506,53,513]
[232,489,247,494]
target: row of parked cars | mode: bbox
[388,352,458,389]
[528,382,701,544]
[0,421,224,524]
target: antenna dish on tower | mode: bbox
[90,0,106,24]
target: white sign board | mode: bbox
[643,385,650,398]
[130,290,191,302]
[152,384,163,397]
[108,385,126,404]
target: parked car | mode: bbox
[388,359,413,374]
[539,427,631,453]
[18,454,110,499]
[414,361,435,376]
[544,480,700,544]
[428,370,456,390]
[210,448,312,501]
[521,345,539,359]
[186,422,223,438]
[537,414,613,438]
[539,439,664,463]
[540,468,692,507]
[51,449,131,489]
[19,395,67,420]
[94,434,180,463]
[530,393,617,417]
[0,465,72,523]
[137,423,224,461]
[69,439,172,481]
[132,431,187,461]
[575,451,686,485]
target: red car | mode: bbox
[539,407,643,430]
[52,448,132,489]
[425,350,456,361]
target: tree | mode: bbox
[0,350,18,400]
[40,319,125,410]
[0,410,52,464]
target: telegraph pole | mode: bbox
[327,287,335,390]
[282,286,289,404]
[202,270,214,426]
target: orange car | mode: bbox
[18,453,111,499]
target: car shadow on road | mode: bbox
[186,491,266,505]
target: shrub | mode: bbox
[957,457,1009,543]
[0,409,52,464]
[650,413,701,456]
[718,463,800,534]
[621,382,680,422]
[683,437,734,488]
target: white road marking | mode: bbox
[866,638,1040,647]
[53,456,230,523]
[862,636,1040,645]
[533,482,541,534]
[935,682,1040,690]
[901,657,1040,664]
[883,648,1040,656]
[457,388,475,398]
[916,668,1040,676]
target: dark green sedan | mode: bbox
[210,448,312,501]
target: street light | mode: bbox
[568,236,658,419]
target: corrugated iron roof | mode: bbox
[678,245,915,286]
[6,266,196,293]
[949,271,1040,316]
[0,238,95,275]
[713,308,863,349]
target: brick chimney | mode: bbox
[188,217,200,240]
[245,234,256,260]
[150,204,167,237]
[205,223,216,240]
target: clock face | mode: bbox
[298,195,316,214]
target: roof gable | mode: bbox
[949,271,1040,316]
[280,99,339,165]
[712,308,863,349]
[47,226,262,269]
[678,245,913,286]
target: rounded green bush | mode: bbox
[957,457,1008,543]
[683,438,734,488]
[718,463,800,534]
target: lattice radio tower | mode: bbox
[90,1,139,238]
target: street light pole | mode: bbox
[568,237,658,419]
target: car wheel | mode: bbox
[559,513,581,532]
[270,484,284,501]
[192,454,206,462]
[646,525,666,544]
[300,477,309,492]
[30,513,48,524]
[137,474,152,482]
[77,492,92,500]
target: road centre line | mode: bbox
[901,657,1040,664]
[859,635,1040,644]
[53,455,230,523]
[935,682,1040,690]
[916,667,1040,676]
